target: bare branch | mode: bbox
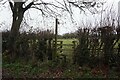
[23,2,34,12]
[0,0,7,5]
[9,2,14,12]
[68,1,85,12]
[55,0,65,7]
[91,2,96,7]
[31,6,45,15]
[33,2,66,11]
[63,0,69,12]
[46,6,61,16]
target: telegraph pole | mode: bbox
[54,18,58,60]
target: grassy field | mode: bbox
[57,39,78,61]
[3,60,110,78]
[56,39,120,60]
[58,38,77,44]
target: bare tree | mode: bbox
[0,0,101,59]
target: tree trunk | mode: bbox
[7,2,33,61]
[8,10,24,60]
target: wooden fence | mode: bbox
[52,40,120,63]
[53,40,119,55]
[53,40,78,54]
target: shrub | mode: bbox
[73,28,90,66]
[2,29,54,63]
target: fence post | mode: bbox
[53,18,58,60]
[48,38,52,60]
[60,41,63,53]
[72,41,76,51]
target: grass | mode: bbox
[58,38,77,44]
[2,38,120,78]
[56,38,120,65]
[3,60,119,78]
[57,38,78,61]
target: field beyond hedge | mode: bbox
[2,39,120,79]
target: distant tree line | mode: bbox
[58,32,77,39]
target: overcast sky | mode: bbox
[0,0,120,35]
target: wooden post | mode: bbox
[48,38,52,60]
[72,41,76,51]
[60,41,63,53]
[53,18,58,60]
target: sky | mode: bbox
[0,0,120,35]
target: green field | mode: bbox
[58,38,77,44]
[56,39,78,62]
[56,39,120,59]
